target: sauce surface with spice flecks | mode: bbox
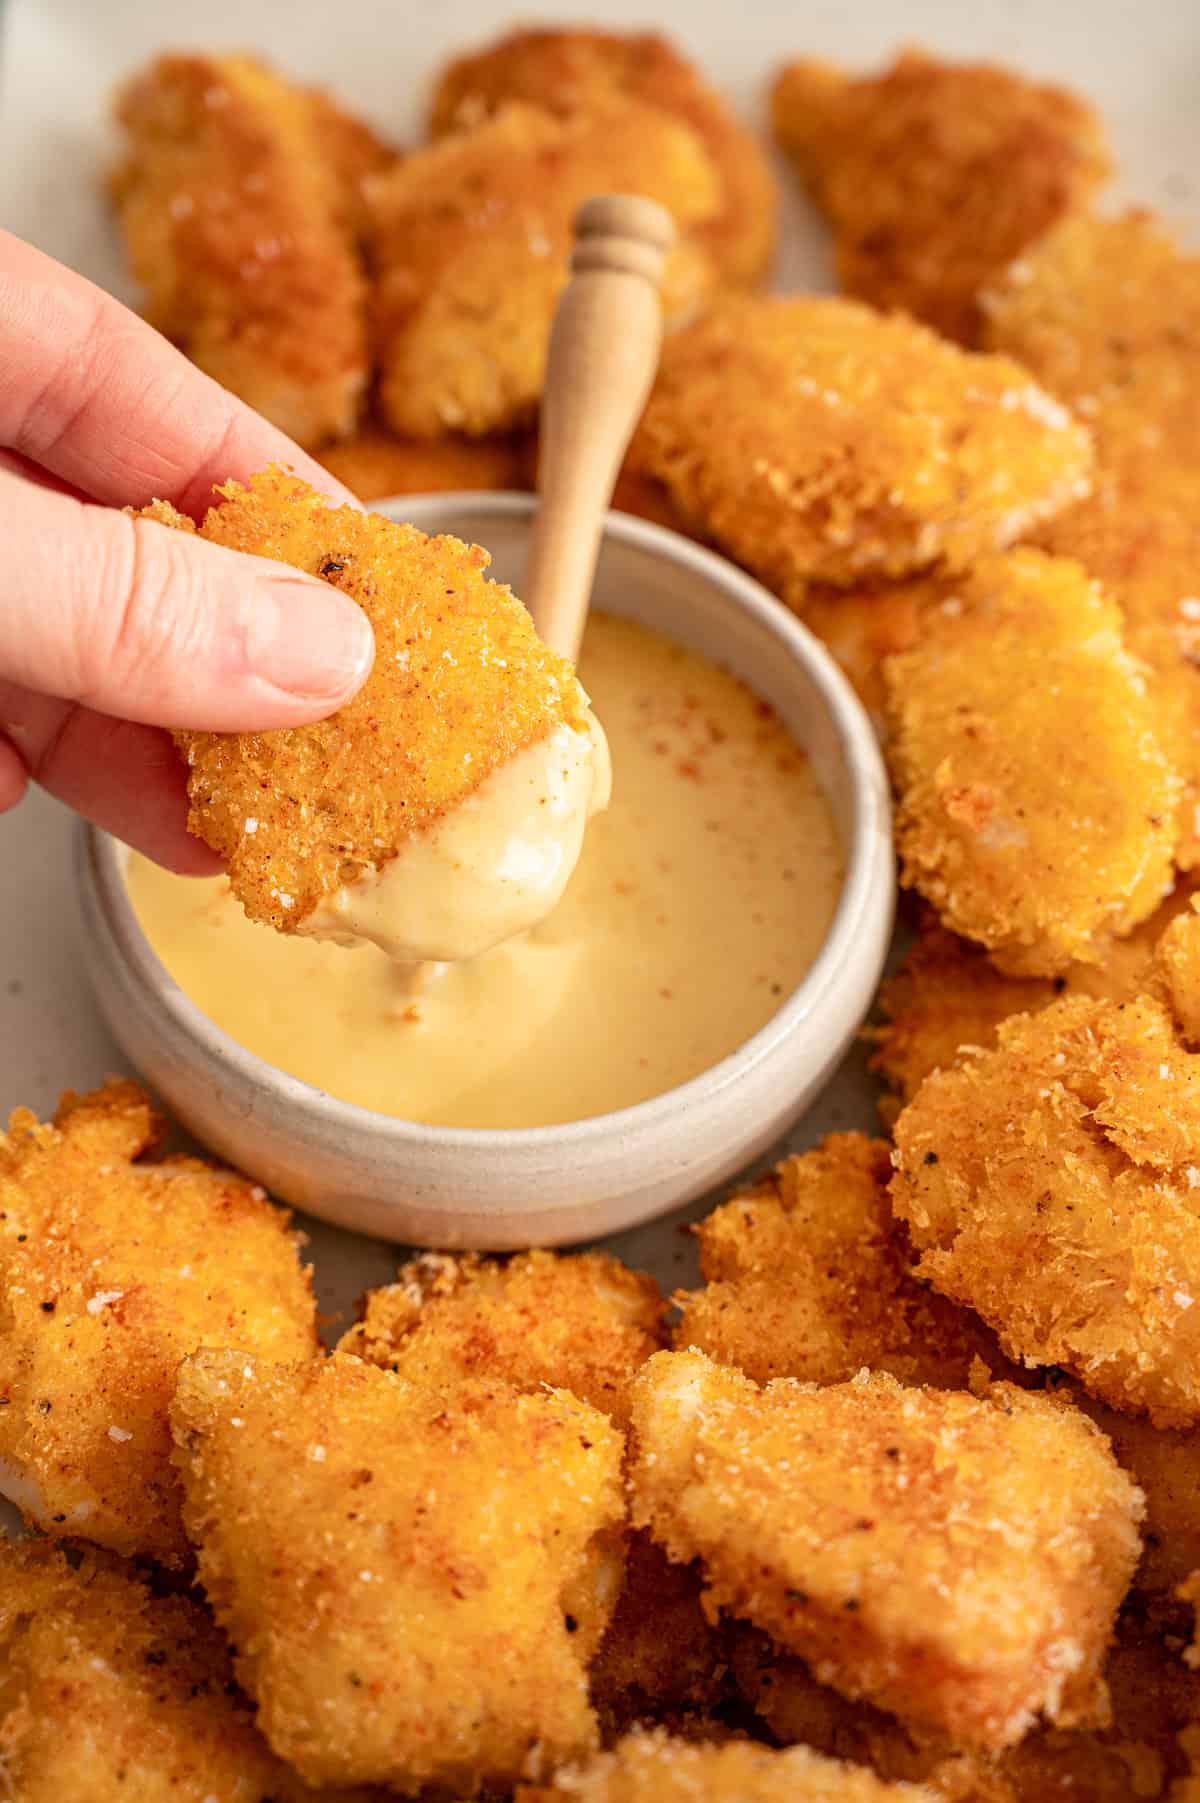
[126,613,843,1128]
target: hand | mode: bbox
[0,230,375,872]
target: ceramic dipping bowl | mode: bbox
[77,494,894,1248]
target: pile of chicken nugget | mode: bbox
[6,24,1200,1802]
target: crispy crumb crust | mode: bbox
[146,467,588,933]
[111,54,382,447]
[674,1134,1013,1388]
[0,1539,372,1802]
[0,1080,315,1565]
[171,1349,625,1793]
[892,994,1200,1427]
[629,1350,1142,1752]
[884,549,1178,976]
[771,47,1109,345]
[367,101,722,439]
[340,1248,665,1422]
[626,296,1093,600]
[429,26,778,289]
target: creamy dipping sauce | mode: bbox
[127,614,843,1129]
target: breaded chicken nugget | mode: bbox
[983,212,1200,493]
[589,1533,733,1742]
[674,1135,1011,1389]
[626,297,1092,603]
[317,425,530,502]
[518,1729,939,1802]
[171,1349,625,1793]
[771,49,1108,345]
[0,1080,314,1565]
[885,549,1178,976]
[629,1350,1142,1751]
[339,1248,665,1421]
[871,883,1200,1105]
[892,994,1200,1427]
[0,1539,375,1802]
[1160,902,1200,1045]
[799,580,929,733]
[368,102,722,439]
[429,27,777,289]
[145,468,594,940]
[1066,1390,1200,1604]
[112,54,383,446]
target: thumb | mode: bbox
[0,471,375,731]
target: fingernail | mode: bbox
[248,575,375,700]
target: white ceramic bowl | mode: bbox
[77,495,894,1248]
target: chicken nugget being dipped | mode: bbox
[367,101,722,440]
[142,467,608,959]
[0,1539,375,1803]
[771,48,1109,344]
[340,1248,665,1422]
[0,1080,315,1565]
[171,1349,625,1793]
[674,1134,1012,1389]
[517,1729,941,1801]
[626,296,1092,605]
[629,1350,1141,1753]
[112,54,389,446]
[892,993,1200,1427]
[429,26,778,289]
[885,549,1178,976]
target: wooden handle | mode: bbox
[525,194,676,661]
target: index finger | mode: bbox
[0,230,356,519]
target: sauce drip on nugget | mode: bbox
[142,467,609,961]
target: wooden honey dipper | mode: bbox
[525,194,677,662]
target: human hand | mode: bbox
[0,230,375,872]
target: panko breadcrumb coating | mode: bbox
[799,580,928,733]
[368,101,722,439]
[317,426,530,502]
[144,467,590,935]
[0,1539,375,1803]
[982,212,1200,495]
[429,26,778,288]
[112,54,383,447]
[339,1248,665,1421]
[517,1729,939,1802]
[674,1134,1012,1389]
[629,1350,1142,1752]
[171,1349,625,1794]
[626,296,1093,604]
[871,883,1200,1106]
[771,48,1109,345]
[892,994,1200,1427]
[0,1080,314,1565]
[1066,1387,1200,1604]
[885,549,1178,976]
[1160,903,1200,1045]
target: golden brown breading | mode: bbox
[145,467,590,934]
[171,1349,625,1794]
[892,994,1200,1427]
[982,211,1200,496]
[1160,903,1200,1045]
[589,1532,733,1743]
[368,102,722,439]
[112,54,376,447]
[518,1728,940,1802]
[885,549,1178,976]
[338,1248,666,1421]
[0,1539,377,1802]
[798,580,928,732]
[1068,1390,1200,1604]
[1036,487,1200,868]
[771,48,1108,345]
[317,425,530,502]
[871,883,1200,1106]
[674,1134,1011,1388]
[429,26,778,288]
[626,297,1093,603]
[0,1080,314,1565]
[629,1350,1142,1752]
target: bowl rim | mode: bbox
[82,494,893,1150]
